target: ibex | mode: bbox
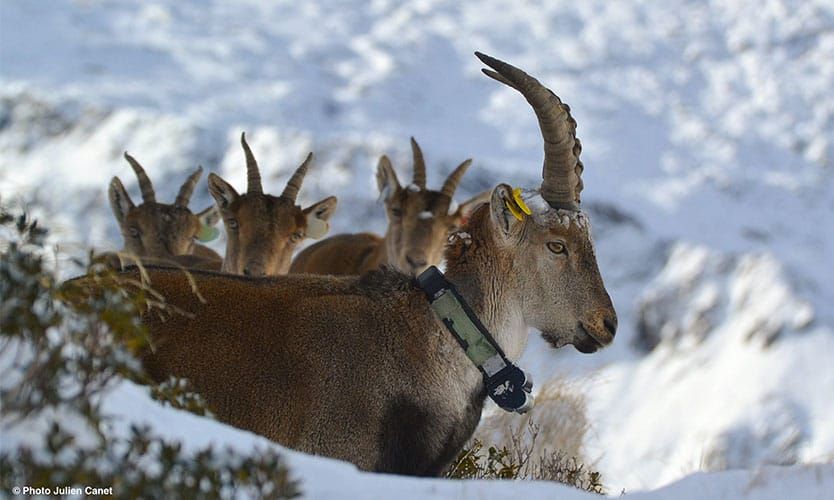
[110,53,616,476]
[291,138,488,276]
[207,133,337,276]
[107,152,222,269]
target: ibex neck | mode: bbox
[381,227,396,266]
[443,217,528,361]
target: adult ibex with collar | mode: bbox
[290,138,488,276]
[112,53,616,476]
[207,133,338,276]
[106,152,222,270]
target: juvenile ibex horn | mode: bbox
[410,137,427,190]
[281,153,313,202]
[124,152,156,203]
[175,166,204,207]
[440,159,473,199]
[241,132,263,195]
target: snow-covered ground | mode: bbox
[6,377,832,499]
[2,0,833,497]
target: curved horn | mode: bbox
[440,159,472,199]
[475,52,583,210]
[281,152,313,202]
[410,137,427,189]
[123,152,156,203]
[241,132,262,194]
[175,165,204,206]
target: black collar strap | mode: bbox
[416,266,533,414]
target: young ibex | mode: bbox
[107,153,222,269]
[290,138,488,276]
[207,133,338,276]
[118,53,616,476]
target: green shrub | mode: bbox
[150,376,214,417]
[0,205,300,499]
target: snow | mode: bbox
[2,0,833,497]
[5,377,832,499]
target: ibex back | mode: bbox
[116,53,617,476]
[290,139,488,276]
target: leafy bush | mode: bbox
[0,206,300,499]
[150,376,214,417]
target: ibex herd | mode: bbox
[83,53,617,476]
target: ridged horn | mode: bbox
[123,152,156,203]
[475,52,583,210]
[410,137,426,189]
[175,165,203,206]
[281,153,313,202]
[440,159,473,199]
[241,132,262,194]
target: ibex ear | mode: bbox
[303,196,337,240]
[108,177,135,225]
[207,173,239,210]
[376,155,400,202]
[195,205,221,242]
[489,184,524,239]
[453,189,491,218]
[197,205,221,227]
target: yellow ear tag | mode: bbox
[512,188,532,215]
[504,199,524,221]
[197,225,220,242]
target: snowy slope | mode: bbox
[5,377,832,499]
[2,0,833,495]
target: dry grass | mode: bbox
[447,378,604,494]
[473,377,590,464]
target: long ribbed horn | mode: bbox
[475,52,582,210]
[123,152,156,203]
[440,159,472,199]
[281,153,313,202]
[241,132,262,194]
[410,137,427,189]
[175,165,203,206]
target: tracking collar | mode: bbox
[416,266,534,413]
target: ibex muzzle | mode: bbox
[108,53,615,476]
[208,133,337,276]
[108,153,221,264]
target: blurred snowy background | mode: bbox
[1,0,833,496]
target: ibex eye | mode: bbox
[291,232,303,242]
[227,219,239,230]
[128,227,141,238]
[547,242,566,255]
[390,208,403,217]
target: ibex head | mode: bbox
[376,138,488,275]
[109,153,220,259]
[473,52,616,353]
[208,133,337,276]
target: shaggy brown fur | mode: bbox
[122,185,615,475]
